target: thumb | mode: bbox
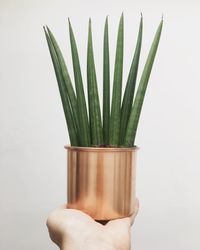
[104,217,131,250]
[106,198,139,228]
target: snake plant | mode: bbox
[44,14,163,147]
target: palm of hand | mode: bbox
[47,200,139,250]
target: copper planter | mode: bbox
[65,146,138,221]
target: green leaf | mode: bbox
[87,19,103,146]
[103,16,110,145]
[120,15,143,144]
[109,13,124,146]
[46,27,80,138]
[68,19,91,146]
[124,19,163,147]
[44,27,78,145]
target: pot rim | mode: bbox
[64,145,139,152]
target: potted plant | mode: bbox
[44,14,163,221]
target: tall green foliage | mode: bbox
[44,15,163,147]
[103,17,110,145]
[109,13,124,146]
[68,19,91,146]
[120,16,143,144]
[124,19,163,146]
[87,19,103,146]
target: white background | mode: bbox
[0,0,200,249]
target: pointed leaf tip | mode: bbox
[46,25,51,34]
[68,18,72,32]
[120,12,124,24]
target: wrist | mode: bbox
[84,240,116,250]
[61,236,116,250]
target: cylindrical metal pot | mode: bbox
[65,146,138,221]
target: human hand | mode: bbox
[46,199,139,250]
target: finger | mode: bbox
[46,204,67,228]
[106,216,131,228]
[106,198,139,228]
[104,216,131,245]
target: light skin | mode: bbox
[46,199,139,250]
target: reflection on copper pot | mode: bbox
[65,146,138,221]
